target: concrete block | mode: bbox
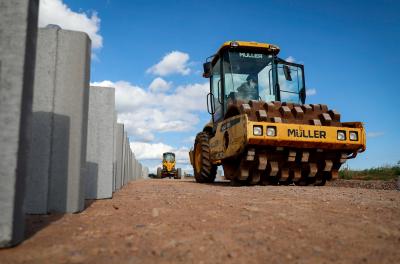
[112,112,117,192]
[128,151,131,182]
[143,167,149,179]
[123,134,127,185]
[85,86,115,199]
[134,156,137,180]
[125,148,129,183]
[0,0,39,247]
[134,159,138,179]
[50,29,90,213]
[129,157,133,181]
[122,132,128,186]
[25,27,91,214]
[137,160,141,179]
[135,162,138,179]
[115,123,124,190]
[130,152,133,181]
[136,160,140,179]
[138,163,143,179]
[127,150,130,182]
[132,156,138,181]
[126,142,130,182]
[131,153,134,181]
[25,28,58,214]
[134,157,137,180]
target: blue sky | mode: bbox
[42,0,400,172]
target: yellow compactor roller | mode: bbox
[189,41,366,186]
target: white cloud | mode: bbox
[130,142,190,163]
[147,51,191,76]
[367,131,384,138]
[91,80,209,142]
[91,80,150,113]
[285,56,295,63]
[149,77,172,93]
[38,0,103,49]
[306,88,317,96]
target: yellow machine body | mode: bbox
[157,152,182,179]
[163,159,176,173]
[208,114,366,162]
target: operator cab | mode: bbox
[204,41,306,122]
[163,152,175,162]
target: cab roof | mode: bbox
[204,41,281,77]
[208,40,280,67]
[217,40,280,55]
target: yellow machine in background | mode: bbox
[157,152,182,179]
[189,41,366,186]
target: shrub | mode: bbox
[339,162,400,181]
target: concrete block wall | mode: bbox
[1,16,147,247]
[0,0,39,248]
[25,27,91,214]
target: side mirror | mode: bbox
[299,87,306,104]
[283,65,292,81]
[206,93,215,114]
[203,62,211,78]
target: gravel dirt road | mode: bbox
[1,179,399,264]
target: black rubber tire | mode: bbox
[157,167,162,178]
[314,173,327,186]
[193,132,217,183]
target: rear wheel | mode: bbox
[157,167,162,178]
[193,132,217,183]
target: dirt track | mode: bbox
[1,179,399,263]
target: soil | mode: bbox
[1,179,399,264]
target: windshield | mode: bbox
[222,50,304,104]
[224,51,275,102]
[163,153,175,162]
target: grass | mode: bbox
[339,163,400,181]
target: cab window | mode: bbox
[211,58,223,121]
[163,153,175,162]
[277,63,304,104]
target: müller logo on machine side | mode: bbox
[287,129,326,139]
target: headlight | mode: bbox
[337,131,346,141]
[266,126,276,137]
[253,125,263,136]
[349,131,358,141]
